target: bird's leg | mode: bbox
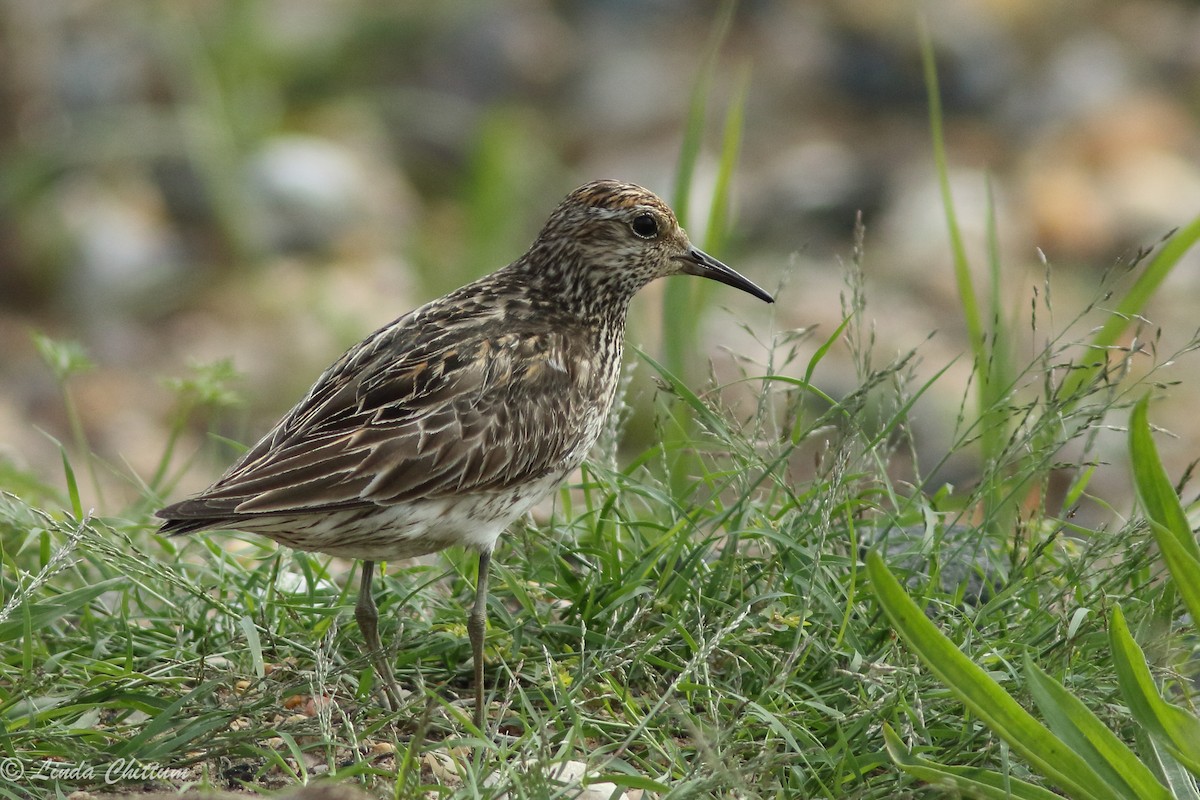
[354,559,402,711]
[468,549,492,731]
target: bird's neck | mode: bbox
[502,247,641,328]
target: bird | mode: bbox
[156,179,774,730]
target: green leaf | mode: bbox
[663,0,736,382]
[671,0,735,226]
[59,446,82,521]
[918,18,980,362]
[884,724,1064,800]
[238,615,265,679]
[1059,218,1200,402]
[1025,656,1170,800]
[1104,216,1200,348]
[868,550,1123,800]
[633,346,733,442]
[1140,730,1200,800]
[0,577,127,642]
[805,314,853,387]
[1109,605,1200,775]
[591,774,672,793]
[702,62,749,257]
[115,680,226,758]
[1128,396,1200,624]
[1129,397,1200,561]
[1152,528,1200,638]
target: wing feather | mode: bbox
[158,312,594,529]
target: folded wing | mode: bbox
[158,316,587,532]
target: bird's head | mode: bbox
[522,180,774,312]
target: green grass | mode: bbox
[3,220,1199,797]
[870,397,1200,798]
[5,12,1200,800]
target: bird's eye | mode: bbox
[630,213,659,239]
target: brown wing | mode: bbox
[157,314,590,530]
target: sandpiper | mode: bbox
[157,179,773,729]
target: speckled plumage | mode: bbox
[156,179,773,727]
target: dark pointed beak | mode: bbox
[676,247,774,303]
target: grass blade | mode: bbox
[237,614,265,679]
[1141,731,1200,800]
[1059,217,1200,402]
[0,577,126,641]
[1109,605,1200,775]
[634,346,733,441]
[1092,216,1200,353]
[702,62,750,258]
[1128,396,1200,622]
[1129,397,1200,560]
[664,0,736,381]
[918,17,981,357]
[868,550,1122,800]
[115,679,227,759]
[59,446,83,520]
[1025,656,1170,800]
[671,0,735,226]
[884,724,1064,800]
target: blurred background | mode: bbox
[2,0,1199,518]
